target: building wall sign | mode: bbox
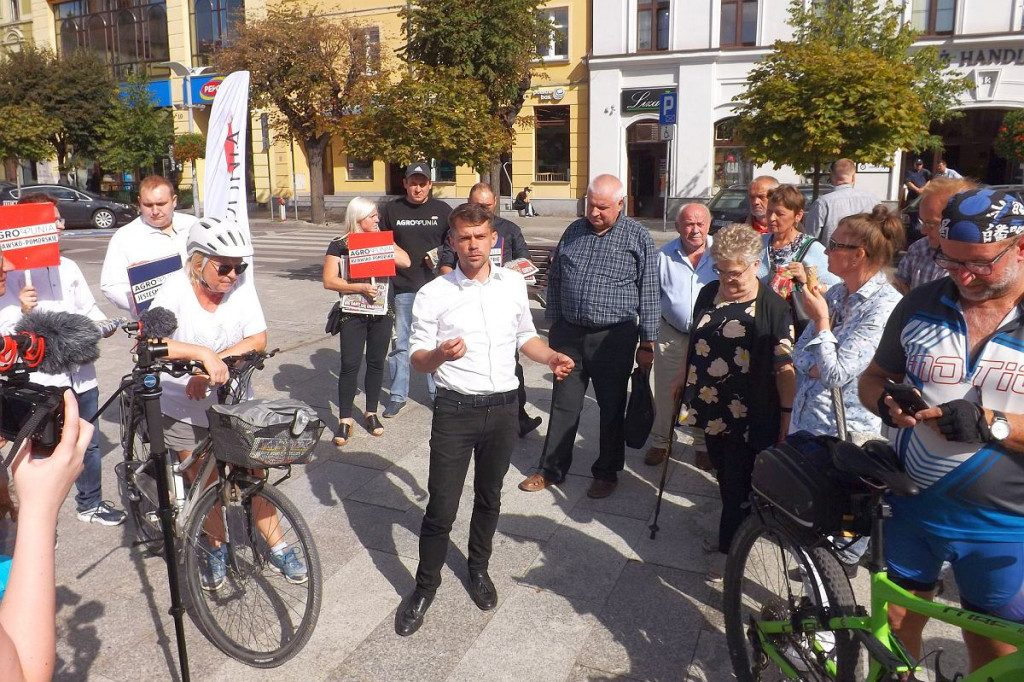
[620,87,675,114]
[941,47,1024,67]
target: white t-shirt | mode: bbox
[100,212,195,313]
[150,270,266,426]
[0,258,105,393]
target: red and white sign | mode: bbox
[347,231,396,278]
[199,78,222,102]
[0,204,60,270]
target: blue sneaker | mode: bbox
[269,547,308,584]
[201,544,227,592]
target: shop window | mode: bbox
[911,0,954,35]
[346,157,373,181]
[54,0,169,76]
[637,0,669,52]
[720,0,757,47]
[535,106,570,182]
[434,159,456,183]
[713,118,752,189]
[536,7,568,60]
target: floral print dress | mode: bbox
[680,296,757,440]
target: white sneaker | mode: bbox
[77,501,127,526]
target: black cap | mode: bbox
[913,158,924,165]
[405,162,430,179]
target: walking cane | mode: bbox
[649,392,685,540]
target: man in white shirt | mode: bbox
[395,203,574,637]
[100,175,196,313]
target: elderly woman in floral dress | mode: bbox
[671,224,796,580]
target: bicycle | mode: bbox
[97,326,324,671]
[722,436,1024,682]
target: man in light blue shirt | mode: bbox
[646,203,718,467]
[804,158,879,245]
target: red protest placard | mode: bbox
[348,231,396,279]
[0,203,60,270]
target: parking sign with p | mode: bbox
[659,92,677,125]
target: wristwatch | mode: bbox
[990,410,1011,442]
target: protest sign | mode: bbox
[348,231,396,278]
[128,254,183,314]
[0,204,60,270]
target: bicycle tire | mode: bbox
[182,480,322,667]
[117,393,163,556]
[724,513,861,682]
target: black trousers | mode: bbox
[515,356,531,425]
[536,318,637,483]
[706,434,758,554]
[415,391,517,595]
[337,314,393,419]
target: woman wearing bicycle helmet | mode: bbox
[151,217,306,587]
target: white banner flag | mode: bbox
[203,71,250,235]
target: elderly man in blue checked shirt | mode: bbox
[519,174,660,499]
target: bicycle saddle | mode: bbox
[828,440,920,497]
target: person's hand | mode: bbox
[201,349,230,386]
[786,262,807,284]
[635,345,654,372]
[547,352,574,380]
[670,367,688,405]
[808,365,821,378]
[0,478,16,523]
[185,375,211,400]
[19,285,37,314]
[931,400,987,443]
[10,391,89,520]
[437,337,466,363]
[361,283,378,300]
[800,285,830,329]
[878,394,922,429]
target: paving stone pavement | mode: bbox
[9,218,969,681]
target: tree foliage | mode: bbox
[98,72,174,180]
[0,104,60,184]
[173,133,206,164]
[733,0,971,196]
[994,110,1024,165]
[342,67,509,171]
[0,47,116,180]
[213,7,381,224]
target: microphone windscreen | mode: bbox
[139,307,178,339]
[15,310,101,375]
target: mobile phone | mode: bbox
[884,380,930,414]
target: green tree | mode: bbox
[0,104,60,188]
[342,66,509,172]
[398,0,554,187]
[98,73,174,182]
[0,47,116,182]
[213,8,382,224]
[733,0,971,197]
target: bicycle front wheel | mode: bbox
[723,513,860,682]
[117,397,163,556]
[183,479,322,667]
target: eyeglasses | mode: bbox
[712,262,754,280]
[213,261,249,277]
[934,239,1019,276]
[827,238,861,252]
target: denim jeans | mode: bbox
[388,292,435,404]
[74,387,103,512]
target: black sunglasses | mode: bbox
[214,261,249,277]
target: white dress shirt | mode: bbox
[658,236,717,333]
[100,212,196,312]
[410,263,538,395]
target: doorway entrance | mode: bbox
[626,121,667,218]
[928,109,1018,184]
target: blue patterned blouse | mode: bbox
[790,271,902,437]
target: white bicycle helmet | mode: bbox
[186,216,253,258]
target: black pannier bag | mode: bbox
[751,431,871,536]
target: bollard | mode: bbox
[276,197,286,222]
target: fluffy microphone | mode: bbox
[15,310,101,375]
[139,306,178,339]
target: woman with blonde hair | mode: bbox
[323,197,411,445]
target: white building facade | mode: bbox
[589,0,1024,218]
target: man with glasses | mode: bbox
[860,187,1024,672]
[644,203,717,468]
[895,177,976,294]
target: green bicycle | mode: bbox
[722,437,1024,681]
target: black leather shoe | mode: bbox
[519,415,542,438]
[395,591,433,637]
[468,570,497,611]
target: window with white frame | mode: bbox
[536,7,568,60]
[911,0,954,35]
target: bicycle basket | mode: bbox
[207,399,324,468]
[751,431,871,536]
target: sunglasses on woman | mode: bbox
[213,261,249,276]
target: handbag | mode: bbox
[624,367,655,449]
[325,301,343,335]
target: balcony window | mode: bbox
[54,0,169,77]
[191,0,244,66]
[535,7,568,60]
[637,0,669,52]
[535,106,570,182]
[911,0,954,35]
[721,0,757,47]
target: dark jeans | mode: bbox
[337,314,393,419]
[415,391,517,595]
[536,318,637,483]
[706,433,758,555]
[74,387,103,512]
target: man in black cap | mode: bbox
[380,162,453,417]
[903,158,932,243]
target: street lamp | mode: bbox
[159,61,208,216]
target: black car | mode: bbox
[0,184,137,229]
[707,183,834,234]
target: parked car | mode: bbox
[707,183,834,234]
[0,184,137,229]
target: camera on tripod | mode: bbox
[0,331,67,450]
